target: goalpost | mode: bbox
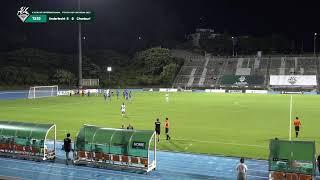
[28,85,59,99]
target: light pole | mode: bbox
[107,67,112,87]
[314,33,317,55]
[232,37,235,57]
[78,0,83,88]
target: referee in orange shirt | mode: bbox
[293,117,301,138]
[165,117,171,140]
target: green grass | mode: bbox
[0,92,319,159]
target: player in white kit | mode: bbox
[165,93,169,102]
[121,103,126,117]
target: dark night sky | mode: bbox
[2,0,320,52]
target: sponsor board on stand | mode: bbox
[245,90,268,94]
[58,90,73,96]
[84,89,99,94]
[228,90,243,93]
[159,88,178,92]
[221,75,264,86]
[205,89,226,93]
[270,75,317,86]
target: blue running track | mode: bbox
[0,142,269,180]
[0,91,28,100]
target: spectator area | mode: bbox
[172,51,320,89]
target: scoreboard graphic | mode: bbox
[17,6,94,23]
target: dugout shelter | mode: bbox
[269,139,316,180]
[0,121,56,160]
[74,124,156,172]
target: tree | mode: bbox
[134,47,173,75]
[52,69,75,86]
[0,66,19,85]
[18,67,35,85]
[160,63,178,84]
[82,57,101,79]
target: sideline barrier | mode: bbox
[0,121,56,161]
[245,90,268,94]
[205,89,226,93]
[73,124,156,172]
[281,91,303,94]
[268,91,281,94]
[58,89,100,96]
[304,92,317,95]
[58,90,74,96]
[228,90,243,93]
[159,88,178,92]
[84,89,99,94]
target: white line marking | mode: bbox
[0,165,89,180]
[57,130,79,133]
[0,158,152,179]
[0,92,26,95]
[174,138,267,148]
[184,143,193,150]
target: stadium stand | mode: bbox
[172,51,320,91]
[172,50,207,88]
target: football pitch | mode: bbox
[0,92,320,159]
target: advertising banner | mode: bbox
[205,89,226,93]
[269,75,317,86]
[221,75,264,85]
[245,90,268,94]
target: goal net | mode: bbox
[81,79,99,87]
[28,85,59,99]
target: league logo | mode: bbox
[17,7,30,22]
[235,76,248,86]
[239,76,246,83]
[288,76,297,85]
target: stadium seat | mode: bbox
[285,173,298,180]
[102,153,110,161]
[112,155,120,162]
[131,157,139,164]
[271,171,285,180]
[0,144,5,151]
[298,174,312,180]
[140,158,148,167]
[122,155,129,164]
[4,144,12,152]
[14,145,25,153]
[77,151,86,159]
[94,152,103,161]
[24,146,30,153]
[31,147,39,155]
